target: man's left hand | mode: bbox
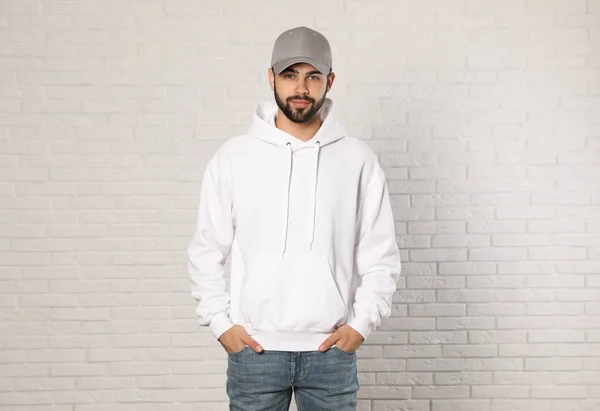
[319,324,364,353]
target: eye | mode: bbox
[283,74,295,79]
[309,75,320,80]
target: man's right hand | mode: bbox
[218,324,263,354]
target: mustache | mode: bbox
[287,96,314,103]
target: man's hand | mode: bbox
[319,324,364,353]
[218,324,263,354]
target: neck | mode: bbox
[275,110,322,142]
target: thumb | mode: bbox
[243,336,263,353]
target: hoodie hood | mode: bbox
[248,97,346,149]
[247,98,346,257]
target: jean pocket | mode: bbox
[228,346,250,356]
[332,346,356,356]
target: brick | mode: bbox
[554,316,600,329]
[493,372,552,385]
[554,371,600,384]
[410,248,468,262]
[435,372,492,385]
[409,221,466,235]
[492,401,551,411]
[27,349,86,363]
[439,262,496,275]
[492,234,551,247]
[358,359,406,373]
[499,344,554,357]
[495,289,555,302]
[410,332,467,345]
[443,345,497,358]
[497,317,554,329]
[468,303,525,316]
[472,385,529,398]
[526,358,583,371]
[529,330,585,343]
[528,219,587,233]
[467,276,526,288]
[437,290,495,303]
[376,372,433,385]
[414,385,469,398]
[409,303,466,317]
[437,317,495,330]
[466,358,523,371]
[433,400,491,411]
[383,345,442,359]
[526,302,584,316]
[433,234,490,248]
[408,359,463,372]
[374,400,430,411]
[407,276,465,289]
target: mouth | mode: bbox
[290,100,311,107]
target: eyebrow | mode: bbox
[281,68,323,76]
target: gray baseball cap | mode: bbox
[271,26,332,75]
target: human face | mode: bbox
[269,63,334,124]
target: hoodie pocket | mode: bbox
[240,252,347,332]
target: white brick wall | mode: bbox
[1,0,599,410]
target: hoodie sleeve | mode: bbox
[187,153,236,340]
[346,163,401,341]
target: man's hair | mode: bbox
[271,67,333,77]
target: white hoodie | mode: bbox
[188,98,401,351]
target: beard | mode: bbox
[274,83,327,124]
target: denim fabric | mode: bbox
[226,346,359,411]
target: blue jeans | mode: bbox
[226,346,359,411]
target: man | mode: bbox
[188,26,401,411]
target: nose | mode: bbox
[294,79,309,95]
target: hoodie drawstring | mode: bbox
[280,140,321,257]
[281,142,293,258]
[308,141,321,250]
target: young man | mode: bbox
[188,26,401,411]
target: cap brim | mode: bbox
[273,57,330,75]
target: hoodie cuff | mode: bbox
[346,314,373,342]
[209,312,235,341]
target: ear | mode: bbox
[326,71,335,93]
[268,67,275,91]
